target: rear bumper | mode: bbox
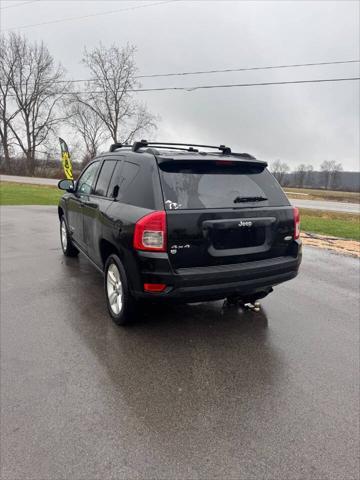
[131,247,302,302]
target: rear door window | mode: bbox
[107,160,123,198]
[159,161,288,209]
[93,160,117,197]
[118,161,140,197]
[109,160,140,200]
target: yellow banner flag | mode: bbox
[59,137,73,180]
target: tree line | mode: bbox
[270,159,344,189]
[0,33,156,175]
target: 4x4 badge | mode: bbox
[170,244,190,254]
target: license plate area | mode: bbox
[211,226,266,250]
[203,217,276,257]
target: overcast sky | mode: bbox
[1,0,359,170]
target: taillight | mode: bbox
[293,207,300,239]
[133,211,166,251]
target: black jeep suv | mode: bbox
[58,141,301,325]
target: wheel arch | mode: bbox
[99,239,122,269]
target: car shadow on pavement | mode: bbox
[60,255,284,474]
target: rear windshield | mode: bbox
[158,161,288,210]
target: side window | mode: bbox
[106,159,155,209]
[93,160,117,197]
[108,161,139,199]
[77,161,100,195]
[118,162,140,197]
[107,160,123,198]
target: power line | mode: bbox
[9,76,356,96]
[0,0,37,10]
[9,59,360,88]
[4,0,178,31]
[48,59,360,84]
[137,59,360,79]
[128,76,360,92]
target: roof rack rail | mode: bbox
[145,146,199,155]
[231,152,257,160]
[132,140,232,154]
[109,143,132,152]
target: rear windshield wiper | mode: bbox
[233,196,268,203]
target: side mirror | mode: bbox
[58,179,74,192]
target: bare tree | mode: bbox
[294,163,314,187]
[66,99,108,160]
[77,43,157,144]
[5,33,68,175]
[320,160,343,189]
[0,35,20,172]
[304,164,314,186]
[270,160,290,186]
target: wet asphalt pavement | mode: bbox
[291,198,360,214]
[1,206,359,480]
[0,175,59,186]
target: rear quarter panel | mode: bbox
[101,202,154,290]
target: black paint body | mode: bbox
[58,149,302,302]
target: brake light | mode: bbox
[215,160,235,166]
[144,283,167,292]
[133,211,166,251]
[293,207,300,239]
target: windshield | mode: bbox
[159,162,288,210]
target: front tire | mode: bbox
[104,254,137,325]
[60,216,79,257]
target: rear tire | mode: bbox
[60,216,79,257]
[104,254,137,326]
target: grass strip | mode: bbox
[300,209,360,241]
[0,181,62,205]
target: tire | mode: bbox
[60,215,79,257]
[104,254,137,326]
